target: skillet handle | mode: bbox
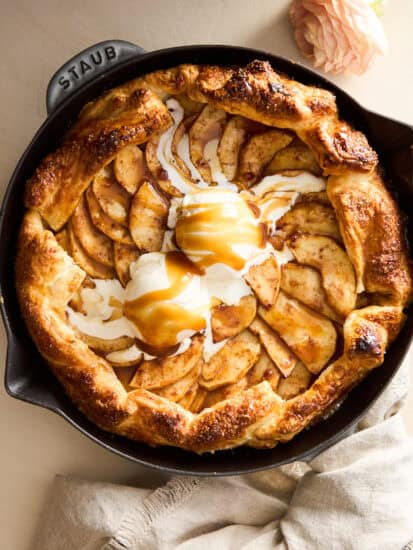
[46,40,145,115]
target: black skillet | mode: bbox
[1,40,412,476]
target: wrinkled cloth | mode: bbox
[33,355,413,550]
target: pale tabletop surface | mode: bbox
[1,1,413,548]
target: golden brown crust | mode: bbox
[144,62,336,124]
[15,211,129,428]
[327,170,412,304]
[301,118,377,174]
[24,88,172,230]
[16,61,411,453]
[142,61,378,175]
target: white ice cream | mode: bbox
[251,172,326,196]
[126,253,209,315]
[175,188,264,270]
[205,263,252,305]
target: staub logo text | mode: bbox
[58,46,117,89]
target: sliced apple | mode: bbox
[281,262,342,322]
[295,191,330,206]
[177,382,199,410]
[287,234,356,318]
[68,277,94,314]
[71,195,114,267]
[113,145,146,195]
[244,255,280,308]
[145,134,183,198]
[68,289,85,314]
[199,330,260,390]
[268,234,285,251]
[189,104,228,182]
[130,335,204,390]
[276,202,341,241]
[175,93,204,115]
[67,223,115,279]
[217,116,264,182]
[76,331,134,354]
[170,114,198,181]
[189,387,207,413]
[154,360,202,402]
[106,344,143,367]
[113,242,140,287]
[211,295,257,343]
[92,168,131,227]
[238,129,293,187]
[247,349,281,390]
[249,317,297,377]
[258,290,337,374]
[129,180,169,252]
[114,365,137,391]
[276,361,312,400]
[266,140,321,176]
[86,186,134,244]
[203,376,249,408]
[55,228,70,253]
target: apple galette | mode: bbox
[17,61,412,452]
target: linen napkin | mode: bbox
[33,352,413,550]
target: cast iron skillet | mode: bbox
[1,40,413,476]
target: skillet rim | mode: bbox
[1,43,413,475]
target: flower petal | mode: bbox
[289,0,388,75]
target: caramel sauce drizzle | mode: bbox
[175,200,264,271]
[124,251,207,350]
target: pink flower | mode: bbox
[290,0,388,75]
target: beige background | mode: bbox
[1,1,412,548]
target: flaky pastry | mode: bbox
[17,61,411,453]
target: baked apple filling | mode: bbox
[19,61,410,451]
[59,94,344,410]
